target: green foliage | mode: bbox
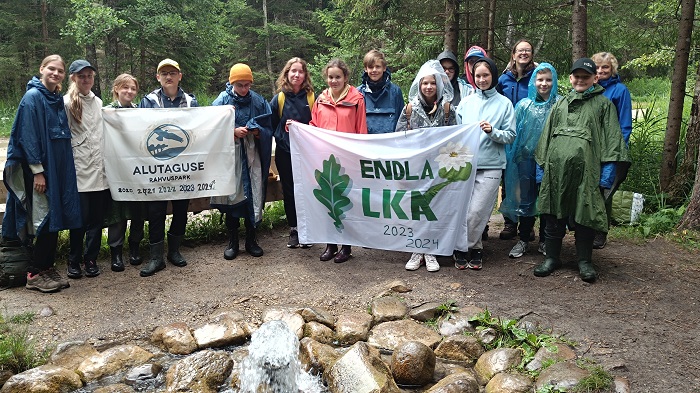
[0,100,16,137]
[313,154,354,230]
[423,300,458,332]
[62,0,126,46]
[536,385,567,393]
[0,312,50,373]
[259,201,288,231]
[571,365,614,392]
[637,205,686,237]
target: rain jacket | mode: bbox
[2,77,81,240]
[357,70,404,134]
[497,67,534,106]
[270,89,313,153]
[139,87,198,108]
[210,83,273,226]
[456,58,516,170]
[310,86,368,134]
[500,63,561,221]
[535,84,630,233]
[64,91,108,192]
[395,60,456,131]
[437,50,473,108]
[598,75,632,144]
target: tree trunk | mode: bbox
[41,0,48,57]
[571,0,587,62]
[486,0,495,56]
[479,0,489,50]
[263,0,275,96]
[660,0,695,191]
[86,43,102,98]
[444,0,459,54]
[677,62,700,229]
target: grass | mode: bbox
[0,100,16,137]
[0,311,51,373]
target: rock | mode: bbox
[301,307,336,328]
[1,365,82,393]
[434,335,484,362]
[38,306,55,317]
[474,348,522,385]
[437,305,482,336]
[193,319,248,349]
[476,327,498,345]
[124,363,162,385]
[94,384,135,393]
[425,371,479,393]
[370,296,409,323]
[165,349,234,393]
[49,341,99,371]
[390,341,435,386]
[299,337,340,376]
[534,361,591,391]
[209,309,246,322]
[525,343,576,371]
[408,302,443,322]
[335,311,373,345]
[326,341,399,393]
[77,344,154,382]
[151,322,197,355]
[614,376,631,393]
[0,370,13,387]
[368,319,442,350]
[304,321,336,345]
[261,306,306,338]
[387,279,411,293]
[485,372,532,393]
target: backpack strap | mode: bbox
[405,103,413,130]
[278,91,316,118]
[443,102,451,124]
[306,91,315,110]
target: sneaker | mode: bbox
[453,250,468,270]
[467,249,483,270]
[509,240,529,258]
[287,229,300,248]
[45,267,70,289]
[538,242,546,256]
[300,243,312,249]
[405,253,424,270]
[425,255,440,272]
[499,223,517,240]
[26,271,62,293]
[592,232,607,249]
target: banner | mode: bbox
[290,123,481,255]
[102,106,238,201]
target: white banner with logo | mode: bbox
[290,123,481,255]
[102,106,237,201]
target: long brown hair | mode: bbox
[39,55,66,92]
[275,57,314,94]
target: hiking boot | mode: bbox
[66,257,82,279]
[287,229,300,248]
[534,238,562,277]
[405,253,424,270]
[245,230,264,257]
[224,231,239,260]
[26,271,62,293]
[453,250,468,270]
[467,249,483,270]
[320,244,337,261]
[111,246,125,272]
[140,241,166,277]
[167,233,188,267]
[509,240,529,258]
[425,254,440,272]
[499,223,517,240]
[592,231,607,249]
[129,241,142,265]
[334,245,352,263]
[46,267,69,289]
[482,225,489,240]
[84,260,100,277]
[577,237,597,282]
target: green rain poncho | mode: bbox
[535,83,630,233]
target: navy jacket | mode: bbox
[357,70,405,134]
[497,68,534,106]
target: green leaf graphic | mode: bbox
[313,154,353,230]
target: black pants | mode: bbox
[30,230,58,274]
[275,148,297,227]
[543,214,594,241]
[69,189,110,263]
[225,213,254,232]
[148,199,189,244]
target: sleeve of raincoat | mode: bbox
[212,91,229,106]
[355,98,368,134]
[535,101,560,167]
[395,105,409,132]
[487,102,516,145]
[615,87,633,145]
[16,94,45,169]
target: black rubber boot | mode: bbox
[534,237,563,277]
[129,241,142,265]
[166,233,188,267]
[576,236,597,283]
[224,231,239,260]
[245,229,264,257]
[140,241,166,277]
[66,256,83,279]
[110,245,125,272]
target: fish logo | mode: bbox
[146,124,191,161]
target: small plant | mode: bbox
[0,311,51,373]
[7,312,35,325]
[637,205,686,237]
[571,365,614,392]
[536,385,567,393]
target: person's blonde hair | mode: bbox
[591,52,619,76]
[363,50,387,69]
[275,57,314,94]
[39,55,66,92]
[111,73,139,102]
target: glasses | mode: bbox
[159,71,180,77]
[516,49,533,54]
[443,66,456,72]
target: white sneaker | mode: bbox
[425,255,440,272]
[509,240,528,258]
[405,253,424,270]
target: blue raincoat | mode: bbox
[357,70,405,134]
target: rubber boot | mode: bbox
[129,241,142,265]
[576,237,597,283]
[110,245,125,272]
[224,231,239,260]
[533,237,562,277]
[167,233,188,267]
[245,229,264,257]
[66,255,83,279]
[140,241,166,277]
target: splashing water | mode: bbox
[237,320,327,393]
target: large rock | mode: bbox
[124,363,162,385]
[1,365,82,393]
[485,372,532,393]
[151,322,197,355]
[165,349,234,393]
[390,341,435,386]
[93,384,134,393]
[425,372,479,393]
[301,307,336,328]
[534,361,591,391]
[261,306,306,338]
[474,348,522,385]
[434,335,484,363]
[304,321,336,345]
[77,344,154,382]
[368,319,442,350]
[335,312,373,345]
[408,302,443,322]
[370,296,408,323]
[299,337,340,376]
[193,319,248,349]
[438,306,483,336]
[326,341,399,393]
[525,343,576,371]
[49,341,99,371]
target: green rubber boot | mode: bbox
[534,237,562,277]
[576,237,597,283]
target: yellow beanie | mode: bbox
[229,63,253,84]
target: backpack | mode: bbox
[0,238,31,290]
[277,91,316,118]
[404,101,451,130]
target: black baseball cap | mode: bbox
[571,58,596,74]
[68,60,96,75]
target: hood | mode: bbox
[27,76,64,105]
[437,50,460,78]
[361,69,392,92]
[408,59,454,105]
[472,57,499,91]
[528,62,559,105]
[464,46,487,88]
[598,74,621,89]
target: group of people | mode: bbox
[2,40,631,293]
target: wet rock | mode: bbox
[614,376,631,393]
[124,363,162,385]
[94,384,134,393]
[408,302,443,322]
[335,311,373,345]
[165,349,234,393]
[299,337,340,376]
[476,327,498,345]
[193,318,248,349]
[425,371,479,393]
[474,348,522,385]
[77,344,154,381]
[1,365,82,392]
[301,307,337,328]
[370,296,409,324]
[49,341,99,371]
[390,341,435,386]
[388,279,411,293]
[525,343,576,371]
[484,372,532,393]
[326,341,399,393]
[151,322,197,355]
[434,335,484,362]
[261,306,306,338]
[304,321,336,345]
[437,306,482,336]
[534,361,591,391]
[368,319,442,350]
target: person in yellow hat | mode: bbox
[210,63,273,260]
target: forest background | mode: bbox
[0,0,699,233]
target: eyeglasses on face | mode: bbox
[516,49,533,54]
[159,71,180,77]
